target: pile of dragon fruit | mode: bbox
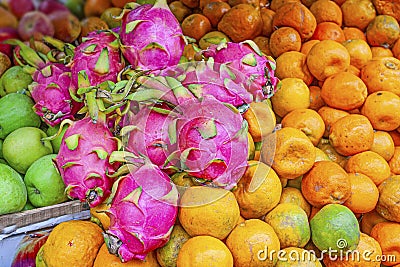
[9,0,280,263]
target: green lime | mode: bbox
[0,93,41,139]
[0,163,27,215]
[310,204,360,253]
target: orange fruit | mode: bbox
[260,8,276,37]
[202,1,230,28]
[370,221,400,266]
[178,186,240,240]
[343,172,379,213]
[361,56,400,96]
[307,40,351,81]
[317,106,349,138]
[389,147,400,174]
[309,85,325,111]
[310,22,346,42]
[226,219,280,267]
[260,127,316,179]
[323,232,382,267]
[272,2,317,40]
[264,203,310,248]
[177,235,233,267]
[343,27,367,41]
[345,64,361,77]
[270,77,310,118]
[376,175,400,223]
[366,15,400,48]
[372,0,400,22]
[242,101,276,143]
[321,71,368,111]
[80,16,109,39]
[301,161,351,208]
[309,0,342,26]
[182,14,212,41]
[218,4,263,42]
[274,51,314,85]
[269,27,302,58]
[37,220,104,267]
[279,187,311,217]
[233,161,282,219]
[371,130,395,161]
[94,244,159,267]
[329,114,374,156]
[300,39,320,56]
[345,151,391,185]
[371,46,394,57]
[389,131,400,146]
[392,37,400,59]
[253,36,272,56]
[84,0,112,18]
[361,91,400,131]
[181,0,199,8]
[269,0,300,11]
[281,108,325,146]
[341,0,377,31]
[360,209,389,235]
[342,39,373,69]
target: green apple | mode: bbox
[24,154,68,207]
[0,163,27,215]
[2,127,53,174]
[0,65,32,95]
[22,200,35,211]
[46,124,68,153]
[0,93,41,139]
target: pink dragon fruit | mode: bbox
[103,161,178,262]
[118,0,186,72]
[203,40,280,100]
[123,102,178,170]
[173,95,248,189]
[160,60,253,108]
[28,63,80,126]
[54,116,119,207]
[71,30,124,88]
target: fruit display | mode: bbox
[1,0,400,266]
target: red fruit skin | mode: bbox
[18,11,55,41]
[39,0,69,15]
[10,230,50,267]
[7,0,35,19]
[0,27,19,58]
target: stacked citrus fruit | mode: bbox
[1,0,400,266]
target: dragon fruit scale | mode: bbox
[174,95,249,190]
[28,63,80,126]
[123,102,177,170]
[71,30,124,88]
[103,162,178,262]
[54,116,119,207]
[160,60,253,108]
[119,0,186,72]
[204,40,280,100]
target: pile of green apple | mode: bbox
[0,92,68,215]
